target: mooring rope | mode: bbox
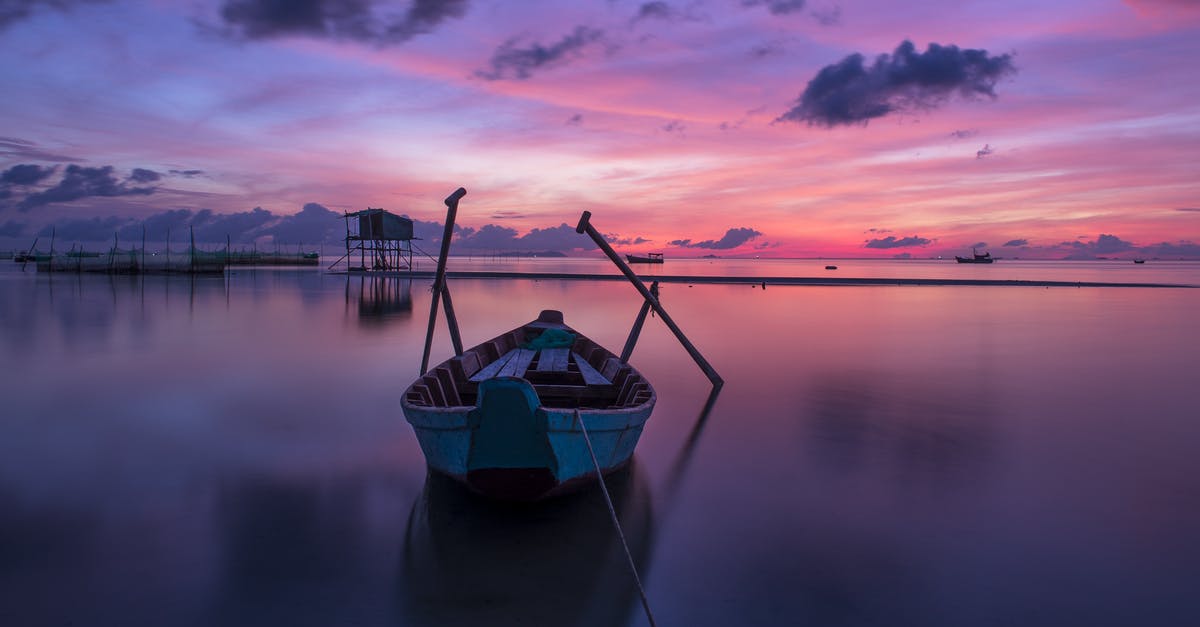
[575,409,659,627]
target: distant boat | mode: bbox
[1133,258,1146,264]
[955,249,994,264]
[625,252,664,264]
[402,309,656,501]
[825,265,837,270]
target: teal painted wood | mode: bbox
[406,401,653,484]
[466,378,557,472]
[402,310,657,499]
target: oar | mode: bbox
[420,187,467,375]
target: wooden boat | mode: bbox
[955,249,994,264]
[1133,258,1146,264]
[625,252,663,264]
[402,309,656,501]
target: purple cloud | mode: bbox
[217,0,470,45]
[17,165,157,212]
[864,235,931,249]
[476,26,606,80]
[778,40,1017,127]
[670,227,763,249]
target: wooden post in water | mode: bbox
[420,187,467,375]
[576,211,723,387]
[620,281,658,362]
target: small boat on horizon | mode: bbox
[402,309,656,501]
[1133,258,1146,264]
[625,252,664,264]
[955,249,994,264]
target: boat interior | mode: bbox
[405,323,653,411]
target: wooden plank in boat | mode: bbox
[469,349,517,382]
[536,347,571,372]
[572,351,612,385]
[497,348,536,378]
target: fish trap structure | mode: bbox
[340,208,415,272]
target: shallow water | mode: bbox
[1,262,1198,626]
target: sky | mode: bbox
[1,0,1198,259]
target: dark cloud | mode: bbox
[517,223,600,251]
[191,207,277,243]
[116,209,194,242]
[662,120,686,134]
[1057,233,1136,259]
[490,210,526,219]
[976,144,994,159]
[0,137,83,162]
[217,0,470,45]
[476,26,606,80]
[1141,240,1200,259]
[864,235,931,249]
[777,40,1017,127]
[607,233,650,246]
[1090,233,1134,254]
[2,164,55,186]
[0,0,107,31]
[455,223,519,249]
[950,128,978,139]
[866,227,892,233]
[1176,207,1200,212]
[258,202,342,244]
[565,113,583,126]
[741,0,807,15]
[1003,239,1027,247]
[670,227,763,249]
[633,1,673,21]
[16,165,157,212]
[129,168,161,183]
[169,169,206,178]
[970,241,987,249]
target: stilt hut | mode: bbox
[344,208,415,271]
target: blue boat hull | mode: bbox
[402,311,656,501]
[404,378,654,500]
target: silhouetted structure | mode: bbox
[342,208,414,271]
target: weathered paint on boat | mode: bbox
[402,310,656,500]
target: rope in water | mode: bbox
[575,409,658,627]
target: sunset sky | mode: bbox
[2,0,1198,258]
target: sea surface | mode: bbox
[1,259,1198,627]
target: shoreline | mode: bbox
[332,270,1196,289]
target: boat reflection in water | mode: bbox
[399,462,655,627]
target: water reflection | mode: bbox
[205,473,377,626]
[803,372,995,488]
[399,465,655,627]
[348,276,413,327]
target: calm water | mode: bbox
[1,261,1198,626]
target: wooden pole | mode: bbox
[620,281,658,362]
[576,211,723,387]
[420,187,467,374]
